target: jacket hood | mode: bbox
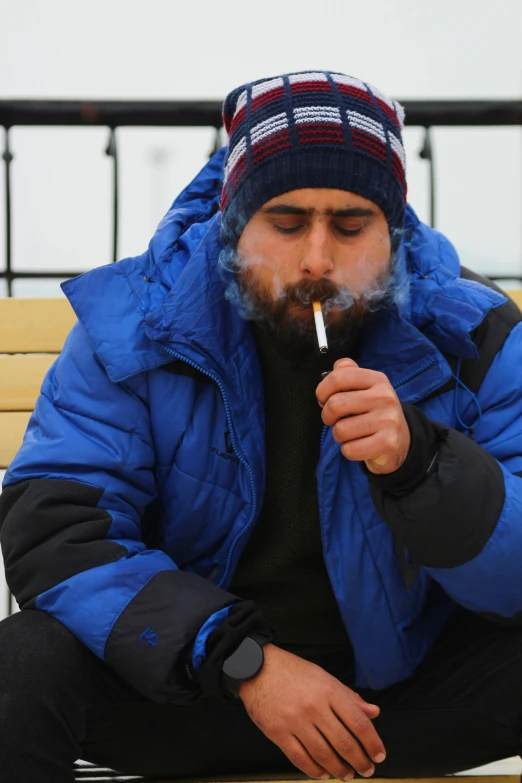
[62,148,506,389]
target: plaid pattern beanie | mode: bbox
[220,70,407,246]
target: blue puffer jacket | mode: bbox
[2,148,522,703]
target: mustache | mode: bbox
[238,271,350,317]
[280,278,343,310]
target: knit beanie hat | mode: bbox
[220,70,407,247]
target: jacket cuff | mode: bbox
[191,601,273,701]
[360,404,448,497]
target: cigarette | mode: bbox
[312,301,328,353]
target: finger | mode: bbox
[298,726,355,782]
[320,389,379,421]
[359,703,380,718]
[319,714,376,778]
[316,361,360,411]
[322,390,400,428]
[280,735,330,780]
[317,368,382,408]
[340,432,393,464]
[333,358,359,371]
[350,692,380,718]
[331,695,386,765]
[330,413,377,445]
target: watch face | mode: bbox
[222,636,264,681]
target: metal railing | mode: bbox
[1,98,522,295]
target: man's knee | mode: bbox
[0,610,98,770]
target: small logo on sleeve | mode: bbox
[140,626,159,647]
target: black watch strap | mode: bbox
[221,633,271,698]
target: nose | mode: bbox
[299,225,334,279]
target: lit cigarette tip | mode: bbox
[312,300,328,354]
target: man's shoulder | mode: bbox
[456,267,522,395]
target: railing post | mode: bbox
[2,127,13,297]
[419,126,436,229]
[105,128,119,264]
[2,127,13,610]
[209,126,222,157]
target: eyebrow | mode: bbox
[262,204,376,218]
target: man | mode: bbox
[1,70,522,782]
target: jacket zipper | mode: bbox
[320,424,328,447]
[160,346,257,589]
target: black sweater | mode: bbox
[228,325,353,659]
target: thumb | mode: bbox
[351,691,380,717]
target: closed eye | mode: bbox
[337,226,364,237]
[274,224,303,234]
[273,223,365,236]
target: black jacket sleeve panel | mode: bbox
[0,479,126,607]
[366,406,505,569]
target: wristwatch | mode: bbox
[221,632,271,698]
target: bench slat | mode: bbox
[0,298,76,353]
[0,411,32,469]
[508,289,522,310]
[0,355,57,411]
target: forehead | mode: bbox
[261,188,382,215]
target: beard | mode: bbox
[230,257,395,361]
[238,270,364,355]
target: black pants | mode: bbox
[0,609,521,782]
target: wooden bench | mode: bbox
[69,769,522,783]
[0,297,77,469]
[2,295,522,783]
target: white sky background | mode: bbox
[0,0,521,297]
